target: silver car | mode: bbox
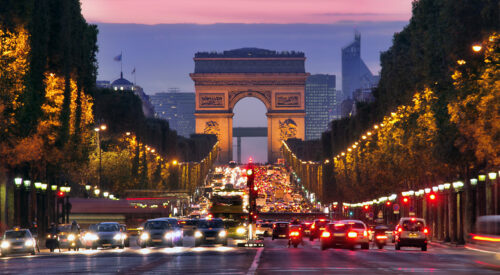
[1,228,37,256]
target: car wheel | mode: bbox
[421,245,427,251]
[272,236,275,240]
[395,244,400,250]
[309,236,314,242]
[140,243,146,248]
[194,241,200,247]
[31,249,36,255]
[321,243,328,250]
[377,244,383,249]
[361,243,369,250]
[293,243,298,248]
[222,241,228,246]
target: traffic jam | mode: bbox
[0,163,498,267]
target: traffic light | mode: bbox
[57,191,65,198]
[402,197,409,204]
[363,205,369,211]
[428,193,436,201]
[386,201,391,206]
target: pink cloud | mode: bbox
[81,0,412,24]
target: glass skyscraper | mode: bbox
[305,74,339,140]
[341,32,379,103]
[149,90,195,137]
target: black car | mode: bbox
[194,218,227,246]
[272,222,289,240]
[309,219,330,241]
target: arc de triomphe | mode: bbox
[190,48,309,163]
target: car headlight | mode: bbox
[237,227,246,235]
[194,231,203,238]
[85,233,98,241]
[1,241,10,249]
[218,230,227,238]
[113,234,122,241]
[175,231,182,238]
[140,233,150,241]
[164,232,172,239]
[24,239,34,247]
[68,234,76,241]
[256,229,263,234]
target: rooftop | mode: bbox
[195,47,305,58]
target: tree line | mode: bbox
[0,0,216,195]
[320,0,499,202]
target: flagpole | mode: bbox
[120,50,123,78]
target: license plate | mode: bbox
[320,228,325,230]
[153,239,162,242]
[206,237,215,240]
[305,230,310,233]
[334,233,345,237]
[13,246,23,249]
[279,235,286,238]
[409,233,418,238]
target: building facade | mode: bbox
[305,74,339,140]
[149,90,195,138]
[341,32,379,105]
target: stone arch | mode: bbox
[228,90,272,111]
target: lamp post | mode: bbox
[443,183,451,242]
[95,124,107,191]
[14,178,22,226]
[453,181,465,244]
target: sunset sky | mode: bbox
[81,0,413,24]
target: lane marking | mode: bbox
[246,247,263,275]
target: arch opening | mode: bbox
[232,97,267,164]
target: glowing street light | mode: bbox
[472,43,482,52]
[14,178,22,188]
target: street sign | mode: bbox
[377,210,383,219]
[393,204,400,211]
[393,210,400,214]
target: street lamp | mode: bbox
[34,182,42,190]
[41,183,47,191]
[95,123,107,190]
[472,43,482,53]
[51,185,58,191]
[94,188,100,196]
[24,180,31,189]
[14,178,22,188]
[103,192,109,198]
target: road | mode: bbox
[0,237,496,274]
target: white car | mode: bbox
[394,217,429,251]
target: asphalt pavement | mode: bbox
[0,237,497,274]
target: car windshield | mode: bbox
[98,224,119,232]
[5,231,28,239]
[145,221,170,230]
[402,220,425,231]
[277,223,288,228]
[260,224,273,228]
[198,220,224,228]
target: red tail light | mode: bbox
[423,228,429,234]
[398,228,403,233]
[290,231,300,237]
[273,224,276,229]
[347,231,357,238]
[321,231,331,238]
[311,224,315,229]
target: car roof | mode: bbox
[337,220,366,224]
[99,222,119,225]
[5,229,29,233]
[399,217,425,222]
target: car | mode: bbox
[179,219,198,236]
[320,220,369,250]
[163,218,184,246]
[194,218,228,246]
[272,222,289,240]
[224,220,247,239]
[309,219,330,241]
[139,218,180,248]
[1,228,37,256]
[57,224,82,251]
[93,222,125,249]
[394,217,428,251]
[302,221,313,236]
